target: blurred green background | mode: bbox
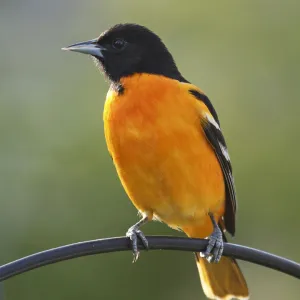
[1,0,300,299]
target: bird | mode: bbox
[62,23,249,300]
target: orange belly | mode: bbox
[103,74,225,238]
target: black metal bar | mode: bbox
[1,236,299,281]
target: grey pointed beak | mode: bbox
[62,38,105,57]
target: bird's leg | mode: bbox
[202,213,224,263]
[126,216,149,263]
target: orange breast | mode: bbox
[103,74,225,237]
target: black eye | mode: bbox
[112,38,126,50]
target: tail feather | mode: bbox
[195,253,249,300]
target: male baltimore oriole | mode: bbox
[63,23,249,300]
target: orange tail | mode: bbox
[195,253,249,300]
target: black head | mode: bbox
[62,23,187,83]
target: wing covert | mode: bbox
[190,89,237,236]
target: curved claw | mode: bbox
[201,213,224,263]
[211,237,224,263]
[203,228,224,263]
[126,227,149,263]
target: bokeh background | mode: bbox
[1,1,300,299]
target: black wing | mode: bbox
[190,90,236,236]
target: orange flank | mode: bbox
[104,74,224,238]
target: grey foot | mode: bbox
[203,226,224,263]
[126,226,149,263]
